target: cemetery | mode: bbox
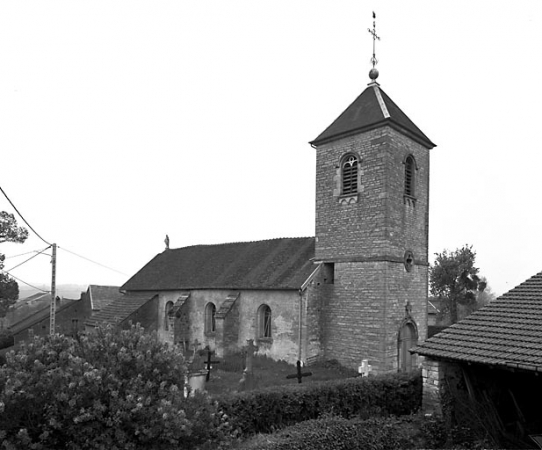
[0,326,498,449]
[179,338,492,449]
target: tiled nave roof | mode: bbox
[121,237,316,292]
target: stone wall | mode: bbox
[421,357,463,416]
[123,296,159,332]
[314,127,429,264]
[317,259,427,373]
[422,357,446,415]
[159,289,303,364]
[313,124,430,373]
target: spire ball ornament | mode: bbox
[369,68,379,81]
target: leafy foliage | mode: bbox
[0,211,28,244]
[430,245,487,323]
[217,369,421,436]
[0,328,14,350]
[0,211,28,317]
[0,272,19,317]
[0,324,235,449]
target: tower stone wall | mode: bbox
[314,119,431,373]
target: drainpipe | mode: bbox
[298,289,303,362]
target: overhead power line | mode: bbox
[4,246,51,272]
[59,246,129,277]
[0,186,129,283]
[4,249,51,259]
[0,185,52,246]
[1,269,49,293]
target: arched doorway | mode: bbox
[398,322,418,372]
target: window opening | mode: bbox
[342,155,358,195]
[259,305,272,338]
[165,301,174,331]
[404,250,414,272]
[205,303,216,334]
[404,155,415,197]
[323,263,335,284]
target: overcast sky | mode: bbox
[0,1,541,297]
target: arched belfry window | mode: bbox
[258,304,272,339]
[341,155,358,195]
[205,302,216,334]
[404,155,415,197]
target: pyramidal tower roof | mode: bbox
[310,82,435,148]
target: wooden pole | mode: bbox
[49,243,57,335]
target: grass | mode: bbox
[192,352,358,396]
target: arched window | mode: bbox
[404,155,415,197]
[165,301,174,331]
[205,302,216,334]
[398,322,418,372]
[258,304,272,339]
[341,155,358,195]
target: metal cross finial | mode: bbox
[367,11,380,69]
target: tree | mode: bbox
[0,211,28,317]
[0,324,235,449]
[429,245,487,324]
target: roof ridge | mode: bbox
[168,236,315,251]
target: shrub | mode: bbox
[0,324,234,449]
[238,415,420,450]
[0,329,13,350]
[218,369,421,436]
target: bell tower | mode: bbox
[310,14,436,373]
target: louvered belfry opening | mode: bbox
[342,155,358,195]
[404,155,415,197]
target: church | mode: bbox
[88,41,435,374]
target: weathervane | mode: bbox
[367,11,380,82]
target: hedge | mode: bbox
[238,415,420,450]
[217,369,421,436]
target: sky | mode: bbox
[0,1,541,297]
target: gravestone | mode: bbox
[358,359,372,377]
[286,360,312,384]
[204,347,220,382]
[238,339,258,391]
[245,339,258,374]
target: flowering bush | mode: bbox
[0,324,233,449]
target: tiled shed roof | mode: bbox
[121,237,316,292]
[413,271,542,372]
[87,285,122,311]
[310,84,435,148]
[85,293,156,328]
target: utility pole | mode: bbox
[49,243,57,335]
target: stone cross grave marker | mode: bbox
[204,347,220,382]
[286,360,313,384]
